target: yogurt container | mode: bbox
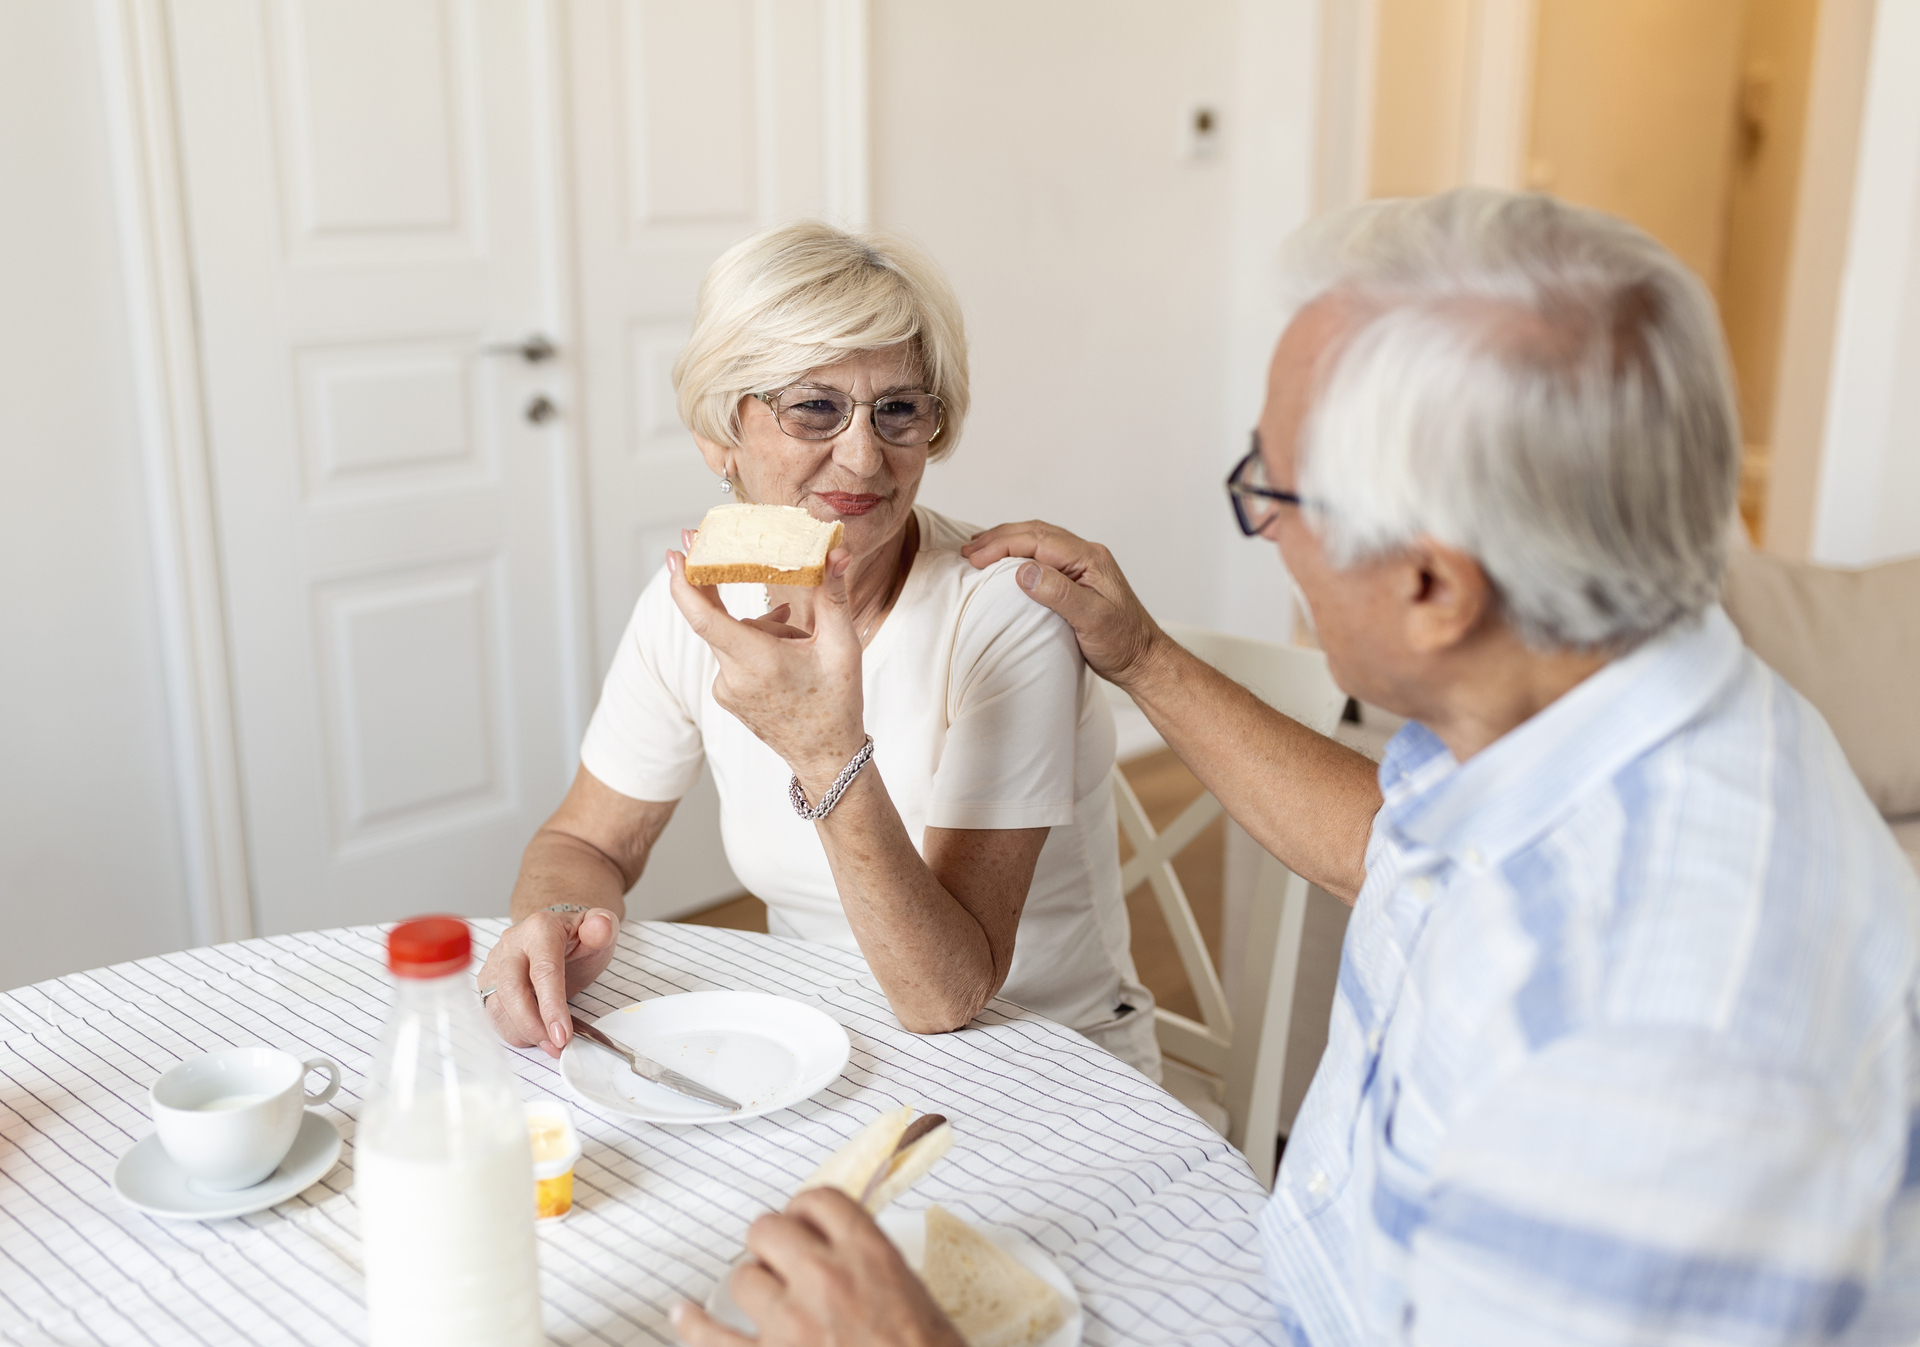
[524,1099,582,1222]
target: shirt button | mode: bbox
[1366,1027,1383,1053]
[1464,846,1487,869]
[1409,877,1433,899]
[1307,1169,1330,1197]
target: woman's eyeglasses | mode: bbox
[755,385,946,448]
[1226,433,1308,537]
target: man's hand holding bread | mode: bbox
[673,1186,966,1347]
[674,1107,1067,1347]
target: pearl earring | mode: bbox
[719,474,733,495]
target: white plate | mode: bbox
[560,991,850,1124]
[113,1111,341,1221]
[706,1207,1082,1347]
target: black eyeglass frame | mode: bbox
[1226,433,1308,537]
[753,383,947,448]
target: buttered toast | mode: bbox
[684,504,844,586]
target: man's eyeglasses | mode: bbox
[755,384,946,448]
[1227,433,1307,537]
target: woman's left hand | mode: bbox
[667,543,869,799]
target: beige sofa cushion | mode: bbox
[1721,548,1920,817]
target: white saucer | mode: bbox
[706,1206,1082,1346]
[560,991,850,1124]
[113,1111,342,1221]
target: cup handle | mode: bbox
[302,1057,342,1108]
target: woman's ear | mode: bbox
[692,435,729,478]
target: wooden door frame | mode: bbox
[94,0,871,946]
[1763,0,1881,560]
[1314,0,1536,213]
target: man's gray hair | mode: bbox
[1285,189,1740,651]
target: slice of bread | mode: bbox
[798,1106,913,1201]
[684,504,844,587]
[795,1106,955,1215]
[919,1206,1067,1347]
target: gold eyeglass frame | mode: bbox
[753,384,946,448]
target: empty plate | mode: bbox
[560,991,850,1124]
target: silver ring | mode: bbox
[478,985,498,1002]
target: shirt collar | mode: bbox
[1376,605,1747,870]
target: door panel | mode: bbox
[1527,0,1748,293]
[315,560,510,844]
[170,0,576,933]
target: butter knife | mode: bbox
[569,1014,740,1111]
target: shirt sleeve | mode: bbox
[1401,1023,1905,1345]
[578,566,707,802]
[927,560,1083,831]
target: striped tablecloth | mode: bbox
[0,920,1281,1346]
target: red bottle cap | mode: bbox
[387,916,472,979]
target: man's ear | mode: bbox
[1401,539,1494,655]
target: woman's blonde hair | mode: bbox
[672,220,970,461]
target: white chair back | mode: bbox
[1114,623,1346,1186]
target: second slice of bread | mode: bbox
[684,504,845,586]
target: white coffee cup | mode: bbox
[150,1046,342,1191]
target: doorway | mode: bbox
[1366,0,1825,541]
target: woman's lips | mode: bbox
[816,492,883,516]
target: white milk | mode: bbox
[357,1132,542,1347]
[197,1092,272,1112]
[363,918,542,1346]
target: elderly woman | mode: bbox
[476,221,1158,1076]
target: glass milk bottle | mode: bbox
[357,916,542,1347]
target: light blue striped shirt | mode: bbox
[1262,605,1920,1345]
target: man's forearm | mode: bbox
[508,830,634,922]
[1122,633,1380,903]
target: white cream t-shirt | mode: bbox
[580,506,1154,1067]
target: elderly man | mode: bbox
[673,191,1920,1346]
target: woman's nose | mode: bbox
[830,410,885,475]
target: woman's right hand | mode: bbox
[477,905,622,1058]
[666,546,870,801]
[960,520,1170,689]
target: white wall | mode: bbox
[1809,0,1920,566]
[870,0,1318,645]
[0,3,193,991]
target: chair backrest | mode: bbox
[1114,623,1346,1186]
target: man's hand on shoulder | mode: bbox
[961,520,1170,691]
[672,1189,964,1347]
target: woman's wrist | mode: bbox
[792,730,872,804]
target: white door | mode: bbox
[565,0,862,917]
[167,0,861,934]
[170,0,585,934]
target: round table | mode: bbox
[0,920,1282,1345]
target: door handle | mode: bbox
[524,394,558,424]
[481,333,557,363]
